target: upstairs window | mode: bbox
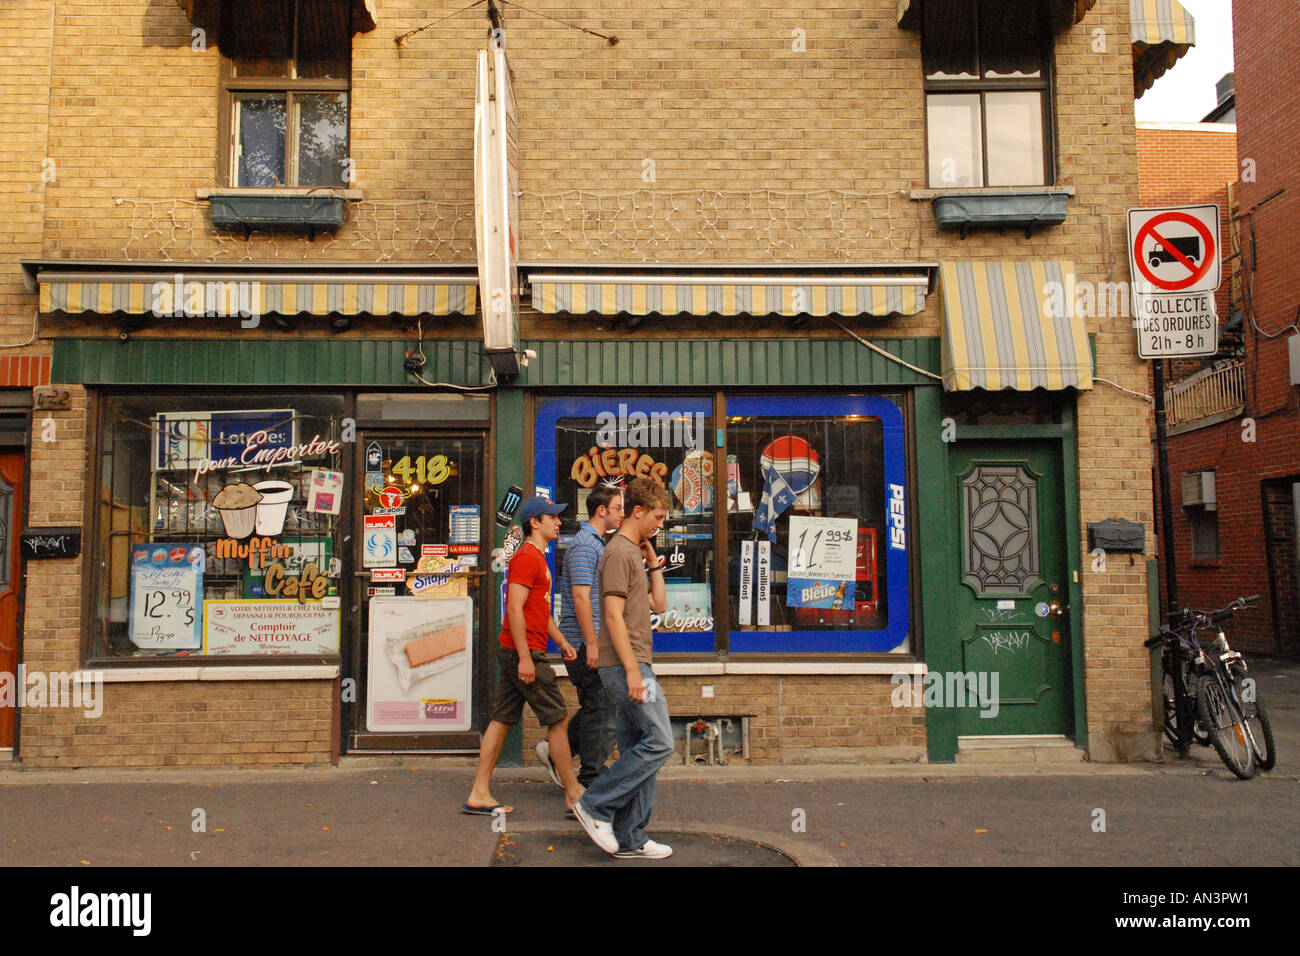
[924,0,1052,188]
[219,0,351,187]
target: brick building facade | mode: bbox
[0,0,1188,768]
[1140,0,1300,658]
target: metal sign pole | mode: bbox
[1152,358,1178,614]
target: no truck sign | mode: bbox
[1127,205,1222,359]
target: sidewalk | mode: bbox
[2,658,1295,867]
[2,751,1295,867]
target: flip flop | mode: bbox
[461,803,512,816]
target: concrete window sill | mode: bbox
[552,661,927,677]
[73,665,340,684]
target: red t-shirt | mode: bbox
[497,541,554,652]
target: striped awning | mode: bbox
[939,261,1092,391]
[528,274,929,319]
[897,1,1098,31]
[37,273,477,319]
[1131,0,1196,96]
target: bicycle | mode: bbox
[1148,624,1207,756]
[1145,595,1275,778]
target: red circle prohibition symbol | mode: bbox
[1133,212,1216,291]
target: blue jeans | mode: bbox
[566,644,618,787]
[578,663,674,852]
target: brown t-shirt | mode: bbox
[597,533,653,667]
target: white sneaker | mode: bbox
[571,800,619,854]
[535,740,562,788]
[613,839,673,860]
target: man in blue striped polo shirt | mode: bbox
[539,484,624,788]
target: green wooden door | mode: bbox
[948,442,1072,736]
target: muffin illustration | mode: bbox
[212,482,263,539]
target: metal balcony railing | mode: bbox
[1165,361,1246,427]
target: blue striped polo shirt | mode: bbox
[559,521,605,645]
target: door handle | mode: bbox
[1048,601,1066,618]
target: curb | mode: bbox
[499,818,836,867]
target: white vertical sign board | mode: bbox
[475,41,520,366]
[737,540,754,626]
[756,540,771,626]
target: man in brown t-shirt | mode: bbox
[571,477,675,859]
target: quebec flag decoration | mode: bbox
[752,465,798,541]
[753,436,822,540]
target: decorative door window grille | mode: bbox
[962,463,1040,594]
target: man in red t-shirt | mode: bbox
[464,497,583,816]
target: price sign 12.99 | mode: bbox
[129,545,204,649]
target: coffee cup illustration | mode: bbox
[253,480,295,536]
[211,482,263,539]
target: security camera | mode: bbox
[520,348,538,367]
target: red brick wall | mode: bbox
[1136,124,1237,320]
[1148,0,1300,656]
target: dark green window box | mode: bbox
[933,192,1069,236]
[209,194,347,232]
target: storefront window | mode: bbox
[536,397,716,653]
[93,393,346,660]
[726,395,910,654]
[535,394,912,656]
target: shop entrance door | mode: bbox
[348,432,490,751]
[0,451,24,749]
[948,442,1072,737]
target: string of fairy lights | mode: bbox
[112,188,921,262]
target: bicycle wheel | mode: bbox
[1234,676,1276,771]
[1161,663,1181,749]
[1162,654,1209,750]
[1196,673,1257,779]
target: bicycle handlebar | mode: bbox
[1167,595,1260,627]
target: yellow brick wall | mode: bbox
[520,675,927,767]
[17,681,334,768]
[6,0,1156,763]
[0,1,54,364]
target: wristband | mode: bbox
[646,555,667,572]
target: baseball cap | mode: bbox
[517,496,568,527]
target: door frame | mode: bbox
[927,399,1087,758]
[0,427,31,756]
[344,425,494,753]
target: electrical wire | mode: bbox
[0,308,40,349]
[394,0,487,44]
[409,318,499,391]
[1094,377,1153,404]
[498,0,619,44]
[827,316,942,381]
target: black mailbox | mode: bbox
[1087,518,1144,554]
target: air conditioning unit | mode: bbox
[1182,471,1217,510]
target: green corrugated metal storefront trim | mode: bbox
[515,337,942,387]
[51,339,488,387]
[51,337,945,387]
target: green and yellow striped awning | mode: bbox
[1131,0,1196,96]
[939,261,1091,391]
[37,273,477,319]
[528,273,929,319]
